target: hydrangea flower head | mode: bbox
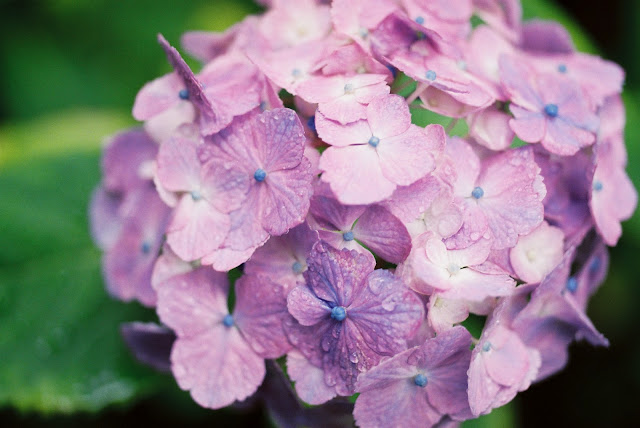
[90,1,637,425]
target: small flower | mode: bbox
[285,241,424,396]
[354,326,473,427]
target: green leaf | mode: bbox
[0,110,166,413]
[0,249,165,413]
[0,110,133,265]
[462,401,518,428]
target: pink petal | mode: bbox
[468,106,514,151]
[483,325,533,386]
[319,145,396,204]
[171,329,265,409]
[315,113,372,147]
[156,267,229,337]
[508,108,546,143]
[378,124,444,186]
[510,221,565,283]
[476,146,546,249]
[156,132,202,193]
[203,245,259,271]
[166,196,231,262]
[317,96,368,124]
[366,94,411,139]
[261,158,313,236]
[132,72,183,121]
[287,350,336,405]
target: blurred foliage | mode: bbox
[0,0,638,426]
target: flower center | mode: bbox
[190,190,202,201]
[544,103,559,118]
[140,241,152,254]
[292,261,304,273]
[254,168,267,182]
[368,136,380,147]
[222,314,234,327]
[178,89,189,100]
[566,277,578,293]
[342,231,355,241]
[471,186,484,199]
[414,374,428,387]
[593,180,603,192]
[331,306,347,321]
[425,70,437,81]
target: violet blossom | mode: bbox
[89,1,637,426]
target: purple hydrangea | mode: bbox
[90,1,636,425]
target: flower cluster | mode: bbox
[91,0,636,426]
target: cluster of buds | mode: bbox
[90,0,636,426]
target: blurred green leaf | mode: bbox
[0,110,165,413]
[0,249,164,413]
[0,110,133,264]
[0,0,258,120]
[462,401,518,428]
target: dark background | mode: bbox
[0,0,638,426]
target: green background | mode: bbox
[0,0,638,426]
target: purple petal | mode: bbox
[303,242,375,306]
[89,186,123,251]
[102,129,158,192]
[103,186,170,307]
[310,193,366,232]
[354,326,472,426]
[288,285,332,326]
[520,19,574,54]
[348,270,425,355]
[157,34,218,133]
[353,205,412,263]
[121,322,175,373]
[234,274,292,358]
[244,222,319,288]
